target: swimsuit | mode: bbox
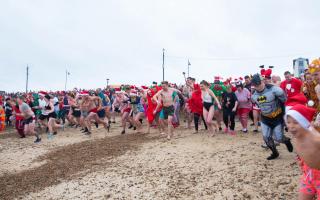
[298,158,320,198]
[161,105,174,120]
[45,104,57,119]
[89,108,98,113]
[203,92,214,112]
[23,116,34,125]
[72,106,81,118]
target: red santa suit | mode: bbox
[188,84,203,115]
[146,89,157,124]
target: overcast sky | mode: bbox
[1,0,319,92]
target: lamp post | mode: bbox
[65,70,70,91]
[162,48,165,81]
[106,78,110,88]
[187,60,191,77]
[26,65,29,93]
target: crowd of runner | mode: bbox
[1,59,320,199]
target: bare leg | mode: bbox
[93,114,109,131]
[147,122,151,134]
[39,119,47,128]
[80,116,85,129]
[187,112,192,129]
[134,112,144,133]
[202,108,210,134]
[214,110,222,130]
[207,106,216,136]
[121,112,129,133]
[105,107,111,123]
[85,113,97,132]
[48,118,54,134]
[253,110,259,131]
[167,116,174,140]
[159,118,166,135]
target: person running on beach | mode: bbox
[111,90,122,123]
[16,96,41,143]
[286,104,320,200]
[37,91,49,132]
[235,81,252,133]
[222,85,238,135]
[82,91,109,135]
[119,86,132,134]
[144,87,162,134]
[127,89,145,133]
[200,80,221,137]
[251,73,293,160]
[43,94,64,139]
[187,77,208,134]
[210,77,227,131]
[68,94,81,128]
[153,81,180,140]
[11,99,25,138]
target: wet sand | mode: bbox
[0,121,300,199]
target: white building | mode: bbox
[293,58,309,77]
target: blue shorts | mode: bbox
[159,109,165,119]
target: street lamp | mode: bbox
[106,78,110,88]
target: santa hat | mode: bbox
[130,90,137,96]
[260,65,272,79]
[39,91,47,97]
[80,91,89,96]
[141,86,149,90]
[213,76,221,83]
[286,93,308,107]
[286,104,316,129]
[214,76,220,80]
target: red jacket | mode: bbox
[188,84,203,115]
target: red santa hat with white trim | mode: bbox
[286,104,316,129]
[38,91,47,97]
[79,91,89,96]
[130,90,137,96]
[286,93,308,107]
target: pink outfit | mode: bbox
[298,157,320,199]
[235,88,252,109]
[235,88,252,129]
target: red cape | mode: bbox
[146,89,160,123]
[188,84,203,115]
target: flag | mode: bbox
[188,60,191,66]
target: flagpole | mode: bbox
[64,70,68,91]
[188,59,191,77]
[106,78,109,88]
[162,48,165,81]
[26,65,29,93]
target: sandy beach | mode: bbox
[0,121,300,200]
